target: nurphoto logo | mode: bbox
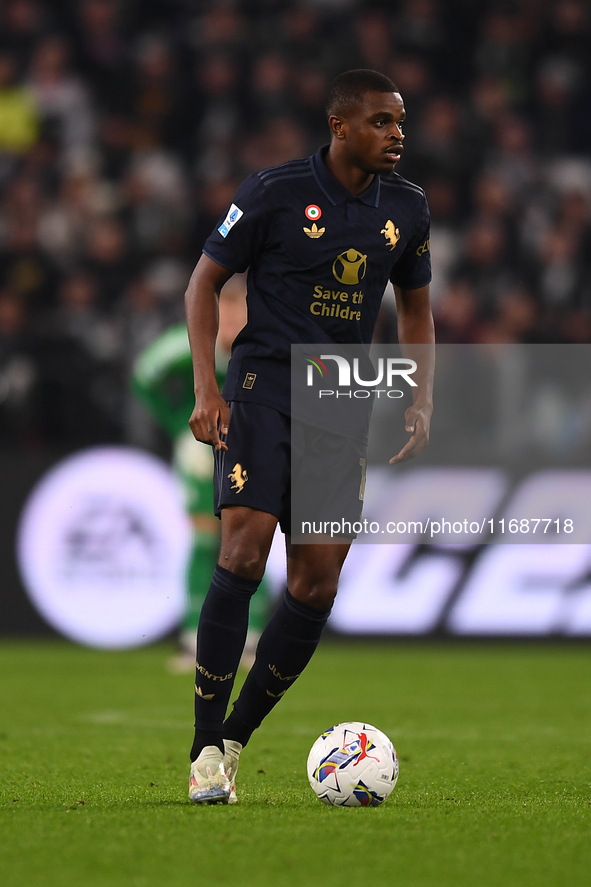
[304,352,417,398]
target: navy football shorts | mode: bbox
[214,401,367,537]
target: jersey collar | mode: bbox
[310,146,381,208]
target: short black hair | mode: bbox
[326,69,399,118]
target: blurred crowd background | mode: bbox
[0,0,590,452]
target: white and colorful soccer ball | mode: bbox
[307,721,399,807]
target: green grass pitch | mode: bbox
[1,639,590,887]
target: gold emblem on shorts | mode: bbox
[303,222,325,238]
[229,463,248,493]
[381,220,400,250]
[243,372,256,389]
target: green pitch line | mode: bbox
[1,640,590,887]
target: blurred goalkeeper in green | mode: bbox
[133,276,270,671]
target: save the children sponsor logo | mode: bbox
[332,249,367,285]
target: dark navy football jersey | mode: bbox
[203,146,431,416]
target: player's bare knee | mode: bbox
[310,588,338,610]
[291,577,339,610]
[219,546,267,580]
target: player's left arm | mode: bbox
[390,283,435,464]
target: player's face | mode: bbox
[341,91,406,174]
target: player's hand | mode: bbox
[389,404,432,464]
[189,391,230,451]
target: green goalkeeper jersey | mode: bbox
[132,324,228,516]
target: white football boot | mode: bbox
[223,739,243,804]
[189,746,231,805]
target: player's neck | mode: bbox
[324,147,375,196]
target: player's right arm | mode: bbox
[188,174,268,449]
[185,255,234,451]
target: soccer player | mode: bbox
[185,69,435,803]
[132,277,270,672]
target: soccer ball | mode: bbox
[307,721,399,807]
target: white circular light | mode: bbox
[17,447,191,649]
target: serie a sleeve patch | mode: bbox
[218,203,244,238]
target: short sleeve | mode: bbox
[389,193,432,290]
[202,174,270,273]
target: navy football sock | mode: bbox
[190,565,260,762]
[224,590,331,747]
